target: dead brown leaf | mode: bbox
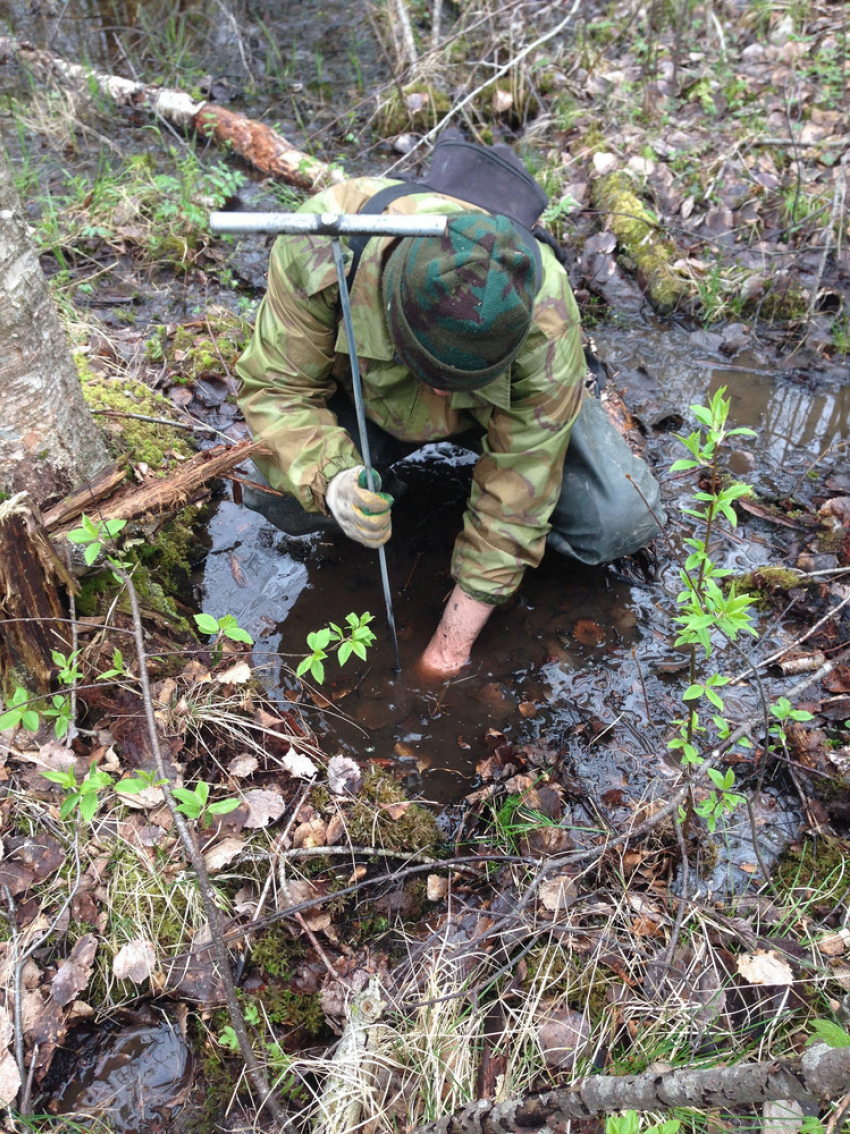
[292,818,327,848]
[0,1049,21,1105]
[242,788,286,829]
[536,1003,591,1069]
[817,929,850,957]
[384,801,411,821]
[539,874,577,912]
[572,619,606,646]
[325,813,346,846]
[281,751,319,780]
[823,666,850,694]
[228,753,259,778]
[328,754,363,795]
[819,497,850,525]
[113,939,157,983]
[203,836,244,872]
[737,949,794,986]
[51,934,97,1007]
[215,660,252,685]
[427,874,448,902]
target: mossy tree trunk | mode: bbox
[0,143,110,505]
[0,493,76,698]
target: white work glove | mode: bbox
[326,465,393,547]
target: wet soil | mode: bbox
[2,2,849,1124]
[199,316,849,892]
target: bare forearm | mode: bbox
[419,584,495,676]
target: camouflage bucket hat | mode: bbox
[382,213,536,391]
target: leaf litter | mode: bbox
[2,0,850,1127]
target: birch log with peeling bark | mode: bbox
[0,37,332,190]
[413,1045,850,1134]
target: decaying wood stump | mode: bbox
[0,493,76,696]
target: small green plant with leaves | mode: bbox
[0,687,41,735]
[42,761,115,823]
[606,1112,680,1134]
[809,1018,850,1048]
[67,514,128,567]
[218,1003,301,1097]
[296,612,377,683]
[171,780,240,827]
[769,696,815,745]
[668,387,758,831]
[195,612,255,647]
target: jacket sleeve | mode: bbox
[235,238,361,513]
[450,295,585,604]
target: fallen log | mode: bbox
[0,36,332,191]
[414,1044,850,1132]
[44,439,267,539]
[591,170,689,314]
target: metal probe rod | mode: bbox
[210,212,447,238]
[211,210,451,674]
[329,237,401,672]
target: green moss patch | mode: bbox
[77,355,193,469]
[165,307,249,385]
[343,769,441,853]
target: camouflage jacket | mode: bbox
[236,177,585,604]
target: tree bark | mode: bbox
[0,36,332,191]
[414,1045,850,1133]
[0,144,111,504]
[0,493,76,696]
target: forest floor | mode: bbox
[0,1,849,1132]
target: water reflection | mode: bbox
[595,320,849,481]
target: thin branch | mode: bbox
[119,566,292,1129]
[383,0,582,172]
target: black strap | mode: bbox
[345,181,543,294]
[346,182,423,289]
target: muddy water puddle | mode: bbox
[49,1016,193,1132]
[199,318,848,888]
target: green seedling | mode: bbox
[41,761,114,823]
[67,514,128,567]
[0,686,72,740]
[668,387,758,830]
[51,648,83,686]
[171,780,240,827]
[808,1019,850,1048]
[0,687,40,734]
[97,647,128,681]
[116,768,167,794]
[194,612,254,646]
[606,1112,681,1134]
[296,612,376,684]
